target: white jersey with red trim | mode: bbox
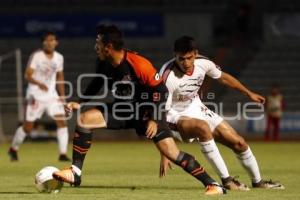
[160,56,222,112]
[26,49,64,101]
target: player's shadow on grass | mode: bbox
[79,185,200,191]
[0,192,36,194]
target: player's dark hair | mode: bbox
[96,25,124,50]
[41,31,57,42]
[174,36,197,53]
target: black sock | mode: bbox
[174,151,216,187]
[72,126,92,170]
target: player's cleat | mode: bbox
[8,148,18,161]
[222,176,250,191]
[204,183,226,195]
[58,154,71,162]
[252,179,285,189]
[52,167,81,187]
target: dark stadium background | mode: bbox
[0,0,299,141]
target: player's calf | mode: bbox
[72,125,93,170]
[175,151,226,195]
[156,137,225,195]
[54,125,93,186]
[174,151,217,186]
[8,124,32,161]
[174,151,226,195]
[8,148,18,161]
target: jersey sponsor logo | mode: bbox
[177,92,198,102]
[178,94,190,101]
[179,83,187,88]
[154,73,160,81]
[188,83,201,87]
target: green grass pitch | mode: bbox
[0,141,299,199]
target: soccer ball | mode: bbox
[35,166,63,193]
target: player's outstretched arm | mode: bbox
[217,72,265,104]
[56,71,65,101]
[25,67,48,91]
[159,153,173,178]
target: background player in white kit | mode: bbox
[8,31,70,162]
[159,36,284,190]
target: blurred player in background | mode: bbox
[265,83,284,141]
[159,36,284,190]
[53,25,226,195]
[8,31,70,162]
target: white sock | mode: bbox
[199,139,230,179]
[57,127,69,155]
[11,126,27,150]
[236,147,261,183]
[72,165,82,176]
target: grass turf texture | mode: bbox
[0,141,299,199]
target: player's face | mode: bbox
[95,35,111,61]
[42,35,58,53]
[175,51,196,73]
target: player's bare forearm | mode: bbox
[218,72,265,104]
[218,72,252,97]
[56,71,65,99]
[25,67,45,87]
[159,152,173,177]
[26,76,41,86]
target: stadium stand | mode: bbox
[221,41,300,112]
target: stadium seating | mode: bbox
[220,41,300,112]
[0,38,171,111]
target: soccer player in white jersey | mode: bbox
[159,36,284,190]
[8,31,70,162]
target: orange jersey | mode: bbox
[80,50,167,104]
[126,51,162,87]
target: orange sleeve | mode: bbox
[126,52,162,87]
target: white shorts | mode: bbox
[167,98,223,142]
[25,97,65,122]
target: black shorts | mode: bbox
[96,103,172,143]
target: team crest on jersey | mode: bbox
[154,73,160,81]
[178,94,189,101]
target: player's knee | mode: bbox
[79,109,105,129]
[23,124,33,134]
[79,112,94,126]
[233,138,248,153]
[56,120,66,128]
[157,138,179,162]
